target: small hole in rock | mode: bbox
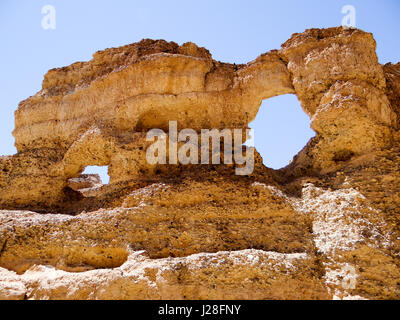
[67,166,110,197]
[82,165,110,184]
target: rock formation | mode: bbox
[0,27,399,300]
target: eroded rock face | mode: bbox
[67,174,102,192]
[2,39,294,210]
[0,27,399,300]
[1,27,398,211]
[280,28,397,169]
[0,250,328,300]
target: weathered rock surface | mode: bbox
[0,27,399,300]
[0,250,328,300]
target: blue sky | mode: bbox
[1,0,399,181]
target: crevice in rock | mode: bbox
[2,247,130,275]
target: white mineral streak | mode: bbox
[0,182,391,300]
[0,248,308,300]
[252,182,391,300]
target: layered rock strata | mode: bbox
[0,27,399,300]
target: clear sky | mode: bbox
[1,0,399,182]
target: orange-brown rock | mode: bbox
[280,28,397,169]
[0,27,399,300]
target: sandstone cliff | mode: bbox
[0,27,399,300]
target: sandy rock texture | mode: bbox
[0,27,399,299]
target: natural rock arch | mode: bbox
[0,27,398,211]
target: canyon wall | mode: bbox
[0,27,399,300]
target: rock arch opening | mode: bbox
[248,94,315,170]
[67,165,110,198]
[82,165,110,184]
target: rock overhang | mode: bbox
[1,26,399,212]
